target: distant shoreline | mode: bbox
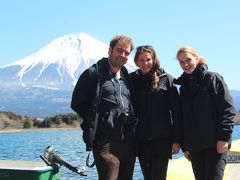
[0,127,81,134]
[1,124,239,134]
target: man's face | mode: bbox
[108,42,131,68]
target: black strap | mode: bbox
[86,151,95,168]
[85,62,103,168]
[85,60,133,168]
[92,62,102,112]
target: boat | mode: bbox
[0,160,59,180]
[0,146,86,180]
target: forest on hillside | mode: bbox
[0,111,240,130]
[0,111,82,130]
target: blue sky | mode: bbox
[0,0,239,90]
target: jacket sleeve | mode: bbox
[71,67,96,128]
[168,75,183,144]
[211,73,236,142]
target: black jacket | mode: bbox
[175,64,236,151]
[71,58,134,146]
[130,68,182,143]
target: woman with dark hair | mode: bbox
[175,45,236,180]
[130,45,182,180]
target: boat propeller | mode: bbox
[40,146,87,176]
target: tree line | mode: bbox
[0,111,240,130]
[0,111,82,129]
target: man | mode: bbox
[71,35,136,180]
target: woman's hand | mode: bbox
[184,151,191,161]
[172,143,180,154]
[217,140,229,153]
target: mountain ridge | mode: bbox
[0,33,110,90]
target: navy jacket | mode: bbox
[130,68,182,143]
[175,64,235,151]
[71,58,134,145]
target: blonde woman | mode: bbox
[175,45,236,180]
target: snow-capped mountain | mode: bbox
[0,33,136,90]
[1,32,238,118]
[0,33,137,117]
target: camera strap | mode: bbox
[92,61,103,145]
[86,150,95,168]
[86,61,102,168]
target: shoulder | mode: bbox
[129,70,138,78]
[158,68,174,82]
[204,70,224,83]
[80,59,107,81]
[166,73,174,82]
[87,58,109,77]
[129,71,142,84]
[83,64,97,78]
[121,65,129,76]
[203,70,229,94]
[95,58,108,72]
[96,58,108,66]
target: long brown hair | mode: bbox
[134,45,160,93]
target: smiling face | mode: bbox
[177,51,198,74]
[136,51,154,75]
[108,42,131,69]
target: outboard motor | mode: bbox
[40,146,87,176]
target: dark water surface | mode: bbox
[0,125,239,180]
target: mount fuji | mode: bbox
[0,33,137,117]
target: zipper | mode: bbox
[117,79,124,111]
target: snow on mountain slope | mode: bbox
[0,33,136,90]
[0,33,137,117]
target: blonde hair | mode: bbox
[176,45,207,65]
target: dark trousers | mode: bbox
[93,139,136,180]
[137,138,172,180]
[190,148,228,180]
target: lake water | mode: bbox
[0,125,239,180]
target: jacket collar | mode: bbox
[175,63,208,85]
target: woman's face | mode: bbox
[136,51,153,75]
[177,51,198,74]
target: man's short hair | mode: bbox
[109,35,134,51]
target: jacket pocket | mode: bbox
[100,97,117,111]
